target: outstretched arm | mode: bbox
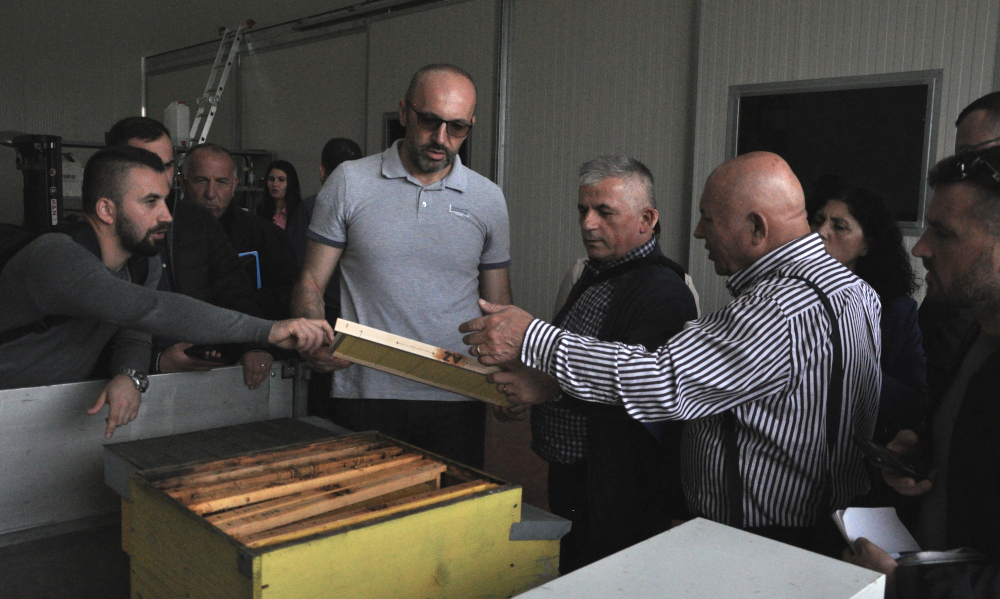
[291,240,351,372]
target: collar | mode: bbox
[726,233,826,297]
[381,139,468,191]
[585,237,658,274]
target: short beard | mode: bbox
[928,247,1000,308]
[116,214,167,257]
[406,139,455,174]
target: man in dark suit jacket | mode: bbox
[179,142,298,322]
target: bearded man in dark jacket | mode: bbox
[106,117,274,389]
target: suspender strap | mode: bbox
[723,275,844,527]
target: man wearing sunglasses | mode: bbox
[293,64,512,469]
[920,92,1000,401]
[847,148,1000,598]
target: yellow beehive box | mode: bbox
[126,432,559,599]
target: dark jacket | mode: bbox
[876,295,928,442]
[896,324,1000,598]
[220,202,298,320]
[164,199,261,316]
[560,245,698,561]
[152,199,264,370]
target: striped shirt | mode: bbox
[521,234,881,527]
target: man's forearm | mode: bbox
[291,280,327,321]
[479,267,513,305]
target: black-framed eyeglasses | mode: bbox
[956,135,1000,154]
[406,101,472,139]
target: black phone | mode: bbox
[183,344,229,363]
[853,433,928,481]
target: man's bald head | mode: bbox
[405,64,477,106]
[956,93,1000,152]
[693,152,810,275]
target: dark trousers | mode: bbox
[546,460,589,575]
[332,398,487,469]
[585,416,686,564]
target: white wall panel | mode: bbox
[242,32,369,198]
[505,0,699,318]
[691,0,999,314]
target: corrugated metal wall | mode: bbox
[690,0,1000,314]
[504,0,700,318]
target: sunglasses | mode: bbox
[950,150,1000,190]
[406,101,472,139]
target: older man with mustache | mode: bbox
[462,152,882,555]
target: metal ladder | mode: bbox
[188,21,254,146]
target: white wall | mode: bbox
[504,0,699,319]
[241,33,370,198]
[689,0,1000,314]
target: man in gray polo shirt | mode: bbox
[293,64,511,467]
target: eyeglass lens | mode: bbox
[409,103,471,138]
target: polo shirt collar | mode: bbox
[381,139,468,191]
[726,233,825,297]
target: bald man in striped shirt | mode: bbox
[462,152,881,554]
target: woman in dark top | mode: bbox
[259,160,301,230]
[808,181,927,442]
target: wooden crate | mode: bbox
[126,431,559,599]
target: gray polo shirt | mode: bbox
[308,140,511,401]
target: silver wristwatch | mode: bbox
[116,368,149,393]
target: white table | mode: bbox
[515,518,884,598]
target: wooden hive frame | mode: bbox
[142,432,500,548]
[329,319,509,406]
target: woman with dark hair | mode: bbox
[808,180,927,442]
[260,160,301,230]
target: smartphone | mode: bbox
[853,433,928,481]
[183,344,228,363]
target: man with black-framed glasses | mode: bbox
[292,64,512,468]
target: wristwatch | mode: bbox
[116,368,149,393]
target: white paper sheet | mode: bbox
[832,507,921,557]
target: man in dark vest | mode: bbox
[490,156,698,572]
